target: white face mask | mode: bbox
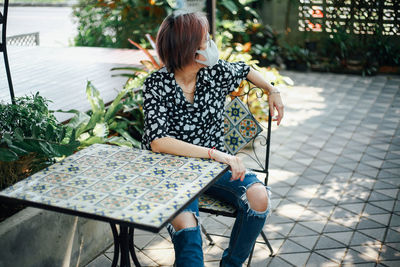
[196,34,219,67]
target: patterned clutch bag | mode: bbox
[224,97,263,155]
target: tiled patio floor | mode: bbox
[86,70,399,267]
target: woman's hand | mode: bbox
[212,150,246,181]
[268,92,284,126]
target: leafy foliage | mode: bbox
[72,0,170,48]
[0,93,79,163]
[59,81,143,149]
[216,1,283,67]
[1,93,60,139]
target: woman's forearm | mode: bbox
[246,67,284,125]
[150,137,210,158]
[246,68,279,94]
[151,136,246,180]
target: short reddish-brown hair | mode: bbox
[156,12,209,72]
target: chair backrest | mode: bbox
[223,83,272,185]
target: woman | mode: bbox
[142,12,284,267]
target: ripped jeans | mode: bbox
[167,171,272,267]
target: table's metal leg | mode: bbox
[109,223,142,267]
[110,223,120,267]
[120,225,131,267]
[129,227,141,267]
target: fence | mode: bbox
[298,0,399,36]
[6,32,40,46]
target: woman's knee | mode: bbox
[171,211,198,231]
[246,183,269,212]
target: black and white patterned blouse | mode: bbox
[141,59,250,152]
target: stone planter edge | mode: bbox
[0,206,113,267]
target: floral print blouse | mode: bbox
[141,59,250,152]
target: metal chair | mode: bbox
[199,85,275,265]
[1,0,15,104]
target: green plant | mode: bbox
[72,0,170,48]
[0,94,79,163]
[253,42,281,66]
[282,43,314,70]
[319,28,353,62]
[0,93,80,189]
[59,81,142,148]
[368,30,400,67]
[216,8,282,67]
[217,0,260,21]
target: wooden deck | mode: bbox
[0,46,150,122]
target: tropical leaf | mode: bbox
[114,128,141,148]
[145,34,156,50]
[110,67,148,73]
[14,128,24,142]
[107,136,132,147]
[128,38,161,69]
[31,125,40,139]
[55,108,81,114]
[86,81,105,113]
[84,111,103,132]
[111,73,138,78]
[104,88,128,122]
[12,140,36,152]
[45,124,54,140]
[66,111,90,130]
[59,126,67,142]
[2,133,12,146]
[81,136,106,146]
[8,144,28,156]
[0,148,18,162]
[140,60,157,72]
[40,141,57,156]
[222,0,238,14]
[50,142,79,156]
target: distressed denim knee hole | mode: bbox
[167,211,200,237]
[239,182,272,219]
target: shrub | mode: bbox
[72,0,170,48]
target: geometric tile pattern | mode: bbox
[0,144,227,230]
[224,97,263,155]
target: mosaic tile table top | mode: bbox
[224,97,263,155]
[0,144,228,231]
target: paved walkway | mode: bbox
[0,46,148,122]
[85,71,400,267]
[7,6,76,47]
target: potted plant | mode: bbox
[282,43,312,71]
